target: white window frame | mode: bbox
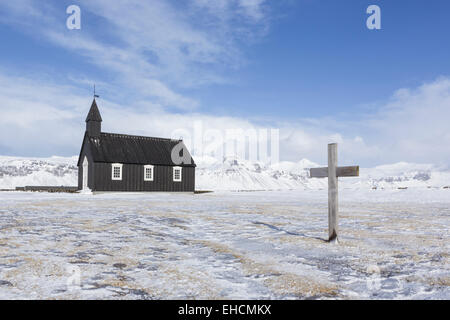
[144,165,154,181]
[111,163,123,181]
[173,166,182,182]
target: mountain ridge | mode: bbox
[0,155,449,191]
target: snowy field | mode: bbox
[0,189,448,300]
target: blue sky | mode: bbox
[0,0,449,166]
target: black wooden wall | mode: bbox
[78,133,195,192]
[79,162,195,192]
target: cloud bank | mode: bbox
[0,1,448,167]
[0,0,270,110]
[0,70,449,167]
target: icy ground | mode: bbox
[0,189,448,299]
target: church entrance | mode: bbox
[82,156,89,190]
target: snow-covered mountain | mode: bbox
[0,155,449,191]
[196,156,450,191]
[0,156,78,189]
[195,156,325,191]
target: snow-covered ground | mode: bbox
[0,189,448,299]
[1,155,450,191]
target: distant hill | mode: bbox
[1,155,449,191]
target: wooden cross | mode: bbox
[309,143,359,242]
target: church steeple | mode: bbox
[86,98,102,137]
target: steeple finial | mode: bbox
[94,84,99,99]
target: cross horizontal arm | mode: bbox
[337,166,359,177]
[310,166,359,178]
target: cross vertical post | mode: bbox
[309,143,359,242]
[328,143,338,242]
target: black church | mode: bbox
[77,99,195,192]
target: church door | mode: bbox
[82,156,89,190]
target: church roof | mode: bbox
[82,132,195,167]
[85,99,102,122]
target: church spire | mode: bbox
[86,98,102,136]
[86,98,102,122]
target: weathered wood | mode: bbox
[328,143,338,242]
[337,165,359,177]
[309,167,328,178]
[310,165,359,178]
[89,162,195,192]
[308,143,359,242]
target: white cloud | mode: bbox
[0,71,252,157]
[0,2,449,166]
[193,0,267,22]
[0,0,270,110]
[274,78,450,167]
[363,77,450,165]
[1,70,450,167]
[238,0,267,21]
